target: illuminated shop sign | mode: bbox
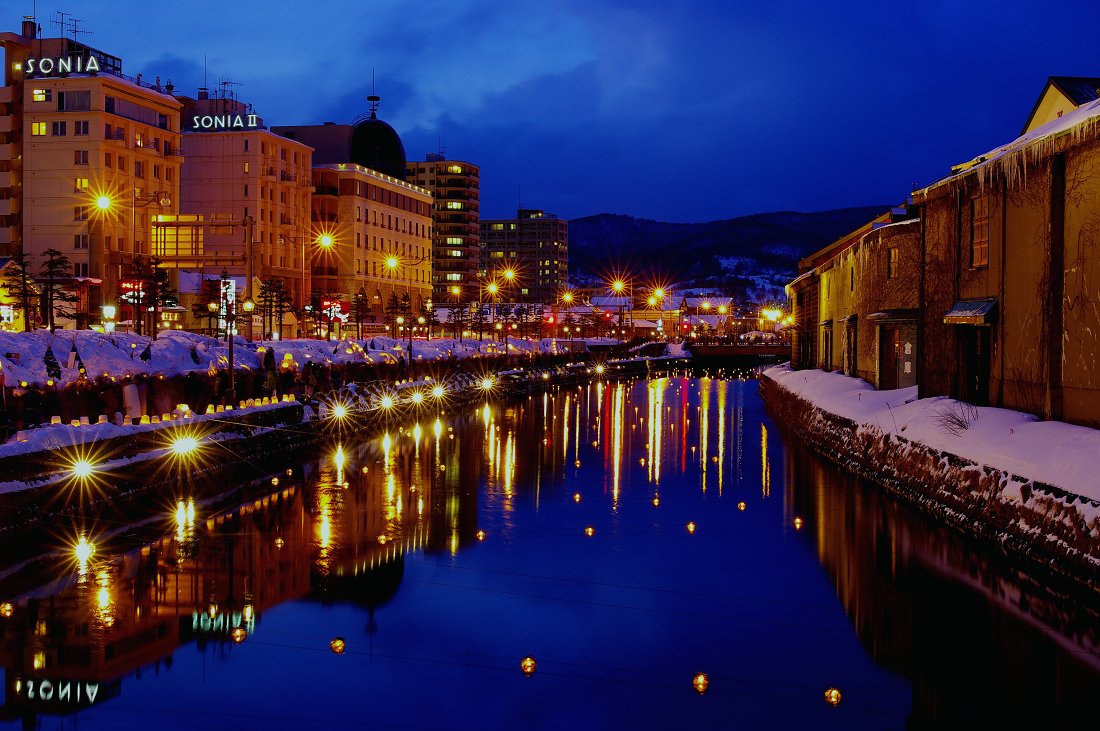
[190,114,259,131]
[25,55,101,76]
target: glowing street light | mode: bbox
[169,435,199,456]
[71,458,95,481]
[520,656,537,676]
[431,384,445,399]
[386,256,399,270]
[95,194,112,211]
[317,233,334,248]
[693,672,710,694]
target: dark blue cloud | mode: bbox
[41,0,1100,221]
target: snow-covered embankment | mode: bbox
[761,365,1100,585]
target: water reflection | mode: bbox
[0,370,1095,728]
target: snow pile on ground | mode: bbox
[764,365,1100,501]
[0,331,624,387]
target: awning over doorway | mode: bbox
[943,298,997,326]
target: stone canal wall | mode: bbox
[760,371,1100,593]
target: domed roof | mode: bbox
[350,109,406,181]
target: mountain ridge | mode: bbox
[567,205,891,302]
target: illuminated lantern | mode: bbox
[520,656,537,676]
[0,602,12,618]
[794,517,804,530]
[573,493,582,503]
[686,521,696,534]
[584,526,595,537]
[824,687,842,706]
[652,496,660,507]
[274,537,285,550]
[476,530,487,542]
[692,672,709,694]
[271,477,280,487]
[330,637,347,654]
[231,627,247,644]
[737,501,746,511]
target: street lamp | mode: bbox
[209,274,254,405]
[396,313,414,362]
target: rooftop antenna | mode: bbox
[367,67,380,119]
[217,77,241,101]
[51,12,90,41]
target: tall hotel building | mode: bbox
[1,20,182,326]
[479,208,568,304]
[176,88,313,322]
[275,100,432,320]
[405,154,479,304]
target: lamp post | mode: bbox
[449,285,462,340]
[209,275,254,406]
[385,250,428,361]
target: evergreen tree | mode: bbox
[38,249,79,332]
[0,246,38,332]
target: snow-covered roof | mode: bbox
[919,97,1100,194]
[590,296,630,308]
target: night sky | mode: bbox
[20,1,1100,221]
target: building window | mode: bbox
[73,120,89,136]
[134,161,144,178]
[153,164,160,179]
[491,223,504,231]
[166,168,174,182]
[31,122,47,136]
[74,177,90,192]
[887,247,898,279]
[74,206,89,221]
[74,150,89,165]
[135,132,144,148]
[447,164,463,174]
[450,250,463,257]
[104,152,113,167]
[850,267,854,291]
[33,88,50,102]
[74,234,89,250]
[446,236,463,246]
[446,201,463,210]
[970,194,990,268]
[74,262,89,277]
[243,162,249,173]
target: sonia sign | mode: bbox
[25,55,101,76]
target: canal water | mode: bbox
[0,371,1096,730]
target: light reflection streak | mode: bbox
[761,423,771,497]
[717,379,727,495]
[648,379,665,485]
[611,382,625,510]
[699,378,710,494]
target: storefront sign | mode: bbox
[25,55,101,76]
[190,114,259,131]
[322,300,350,323]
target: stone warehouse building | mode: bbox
[789,77,1100,428]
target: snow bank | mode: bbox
[764,365,1100,502]
[0,331,624,388]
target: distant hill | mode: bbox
[568,205,890,302]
